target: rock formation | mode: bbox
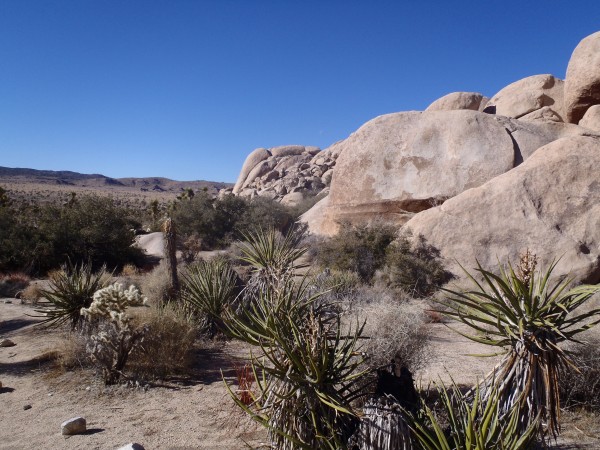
[404,136,600,284]
[484,74,565,120]
[229,144,339,206]
[425,92,488,112]
[564,31,600,124]
[231,31,600,282]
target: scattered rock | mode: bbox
[117,444,145,450]
[565,31,600,124]
[3,300,12,304]
[0,339,15,347]
[61,416,87,435]
[23,404,32,410]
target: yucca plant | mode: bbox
[440,252,600,440]
[182,258,239,337]
[36,261,111,330]
[409,383,539,450]
[237,227,308,289]
[224,227,369,449]
[224,277,368,449]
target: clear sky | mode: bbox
[1,1,599,182]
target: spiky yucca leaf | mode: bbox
[439,257,600,440]
[225,276,368,449]
[182,258,239,337]
[35,261,111,330]
[409,382,539,450]
[237,227,307,276]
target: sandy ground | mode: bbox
[1,299,598,449]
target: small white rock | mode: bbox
[117,444,145,450]
[61,417,86,435]
[0,339,15,347]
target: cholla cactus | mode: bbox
[81,283,147,322]
[80,283,148,384]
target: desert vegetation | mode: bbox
[2,189,599,448]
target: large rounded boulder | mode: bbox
[405,135,600,284]
[425,92,487,112]
[484,74,565,120]
[325,110,522,229]
[565,31,600,124]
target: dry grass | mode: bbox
[0,272,31,297]
[19,282,44,304]
[139,262,180,304]
[128,303,198,380]
[345,286,431,375]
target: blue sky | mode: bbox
[1,1,599,182]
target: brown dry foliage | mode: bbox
[128,304,198,380]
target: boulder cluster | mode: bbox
[226,144,341,206]
[230,31,600,283]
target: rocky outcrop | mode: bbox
[326,110,515,225]
[230,144,343,205]
[302,107,599,235]
[232,148,271,194]
[484,74,565,121]
[565,31,600,124]
[425,92,488,112]
[405,136,600,283]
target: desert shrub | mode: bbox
[0,195,145,274]
[81,283,148,384]
[182,258,240,337]
[376,233,453,297]
[561,336,600,411]
[0,272,31,297]
[139,261,182,304]
[38,195,145,272]
[172,193,296,250]
[310,269,362,301]
[354,291,430,374]
[128,303,198,379]
[19,282,43,304]
[313,221,397,282]
[54,331,89,371]
[120,264,139,277]
[37,262,111,330]
[234,196,295,236]
[0,206,43,272]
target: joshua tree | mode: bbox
[162,217,179,299]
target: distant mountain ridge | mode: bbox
[0,166,232,192]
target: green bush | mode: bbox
[0,195,145,274]
[172,193,296,250]
[376,234,453,297]
[313,221,397,282]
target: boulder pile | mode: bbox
[230,31,600,283]
[228,144,342,206]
